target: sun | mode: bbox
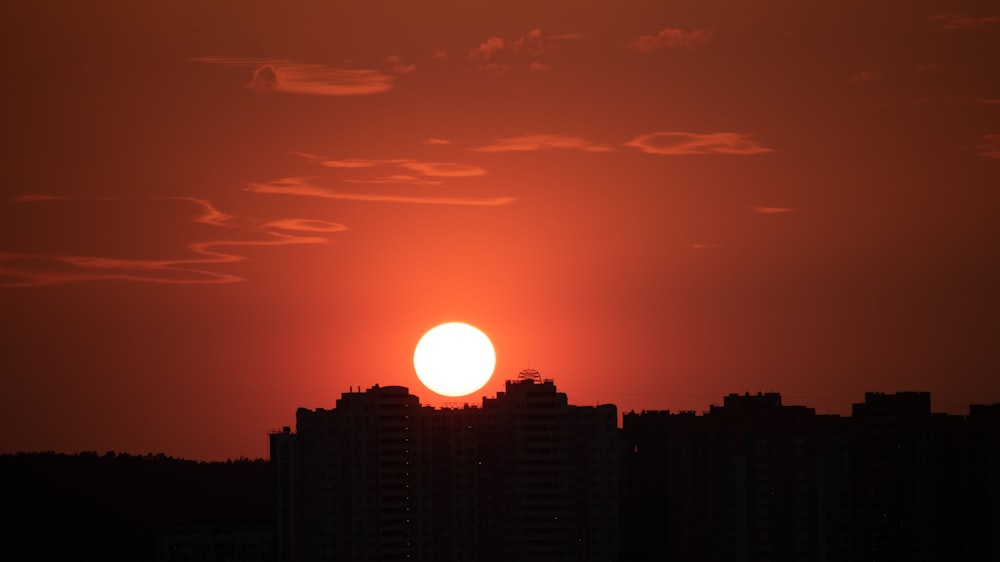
[413,322,496,397]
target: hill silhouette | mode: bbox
[0,451,271,561]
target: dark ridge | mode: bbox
[0,451,272,562]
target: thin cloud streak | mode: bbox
[978,134,1000,159]
[754,206,797,214]
[12,194,61,202]
[400,161,486,177]
[263,218,349,233]
[295,153,487,177]
[0,197,338,287]
[346,175,444,186]
[927,14,1000,30]
[625,132,773,155]
[192,56,393,96]
[247,178,515,206]
[472,134,613,153]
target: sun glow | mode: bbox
[413,322,496,397]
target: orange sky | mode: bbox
[1,1,998,461]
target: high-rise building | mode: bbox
[271,372,619,562]
[273,384,999,561]
[620,392,850,561]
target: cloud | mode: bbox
[423,137,453,145]
[512,28,545,56]
[629,28,712,52]
[432,47,449,59]
[754,206,797,214]
[12,194,61,202]
[978,134,1000,159]
[315,158,387,169]
[691,243,719,249]
[469,37,504,61]
[295,153,487,178]
[467,29,560,72]
[849,70,880,83]
[927,14,1000,30]
[247,177,515,206]
[472,134,613,153]
[0,197,338,287]
[346,174,444,186]
[979,98,1000,105]
[263,218,349,233]
[175,196,233,227]
[625,132,773,155]
[250,64,279,90]
[192,56,393,96]
[399,161,486,177]
[385,55,416,75]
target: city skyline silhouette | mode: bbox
[6,376,998,561]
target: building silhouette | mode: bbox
[272,384,1000,562]
[272,371,618,562]
[621,391,1000,562]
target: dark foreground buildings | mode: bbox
[273,370,618,562]
[272,376,1000,562]
[621,391,1000,562]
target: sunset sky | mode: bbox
[2,1,998,461]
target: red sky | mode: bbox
[1,1,998,461]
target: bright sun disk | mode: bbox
[413,322,496,397]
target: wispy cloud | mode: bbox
[978,134,1000,159]
[247,177,515,206]
[12,194,62,202]
[346,174,443,186]
[754,206,797,214]
[469,37,505,61]
[0,196,340,287]
[626,132,773,155]
[385,55,416,75]
[512,28,545,56]
[192,56,393,96]
[401,161,486,177]
[927,14,1000,30]
[472,134,613,153]
[263,218,349,233]
[294,153,487,178]
[628,28,712,52]
[423,137,453,145]
[467,28,565,72]
[313,158,385,169]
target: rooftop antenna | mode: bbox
[516,368,542,383]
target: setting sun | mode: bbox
[413,322,496,397]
